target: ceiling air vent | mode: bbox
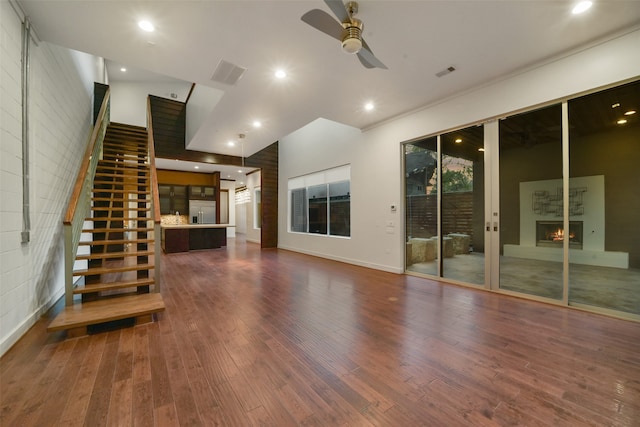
[211,59,247,86]
[435,66,456,78]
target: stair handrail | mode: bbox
[63,89,110,305]
[147,95,162,293]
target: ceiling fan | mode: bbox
[301,0,387,69]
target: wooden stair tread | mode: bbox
[47,293,165,332]
[92,206,151,211]
[92,189,150,194]
[91,196,149,202]
[80,238,154,245]
[73,278,155,294]
[76,250,154,260]
[97,165,150,172]
[85,216,151,221]
[74,263,154,276]
[82,227,153,233]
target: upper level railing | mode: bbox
[147,95,162,292]
[63,89,110,305]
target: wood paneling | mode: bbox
[2,237,639,425]
[157,169,217,186]
[93,82,109,125]
[246,142,278,248]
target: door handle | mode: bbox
[486,222,491,231]
[493,222,498,232]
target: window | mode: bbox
[288,165,350,237]
[291,188,307,232]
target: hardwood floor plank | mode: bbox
[58,334,108,426]
[84,331,121,427]
[132,380,154,427]
[107,378,133,427]
[1,237,639,426]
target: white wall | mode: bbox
[110,81,192,127]
[278,29,640,274]
[0,2,105,356]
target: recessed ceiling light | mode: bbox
[138,20,155,32]
[120,67,127,72]
[364,102,374,111]
[194,166,199,169]
[275,69,286,79]
[611,103,620,108]
[625,110,636,116]
[253,120,262,128]
[238,169,243,173]
[572,1,592,14]
[455,138,462,143]
[227,141,235,147]
[617,119,628,125]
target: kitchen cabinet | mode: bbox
[159,184,187,214]
[161,225,230,252]
[189,185,216,200]
[161,228,189,253]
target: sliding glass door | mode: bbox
[404,127,485,286]
[497,104,564,299]
[567,80,640,315]
[404,80,639,319]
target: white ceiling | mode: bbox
[19,0,640,162]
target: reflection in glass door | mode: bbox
[404,127,485,286]
[498,104,564,300]
[405,137,438,276]
[441,127,485,285]
[568,80,640,315]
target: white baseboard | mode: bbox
[277,244,404,274]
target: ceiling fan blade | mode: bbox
[357,54,375,69]
[358,39,387,69]
[301,9,345,41]
[324,0,349,23]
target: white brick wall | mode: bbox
[0,2,103,356]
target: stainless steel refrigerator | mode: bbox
[189,200,216,224]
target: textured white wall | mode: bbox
[278,29,640,274]
[0,2,104,356]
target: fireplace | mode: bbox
[536,221,583,249]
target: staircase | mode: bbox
[48,122,165,335]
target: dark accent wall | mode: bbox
[93,82,109,125]
[245,142,278,248]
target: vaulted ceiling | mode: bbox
[19,0,640,159]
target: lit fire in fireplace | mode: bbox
[547,228,576,242]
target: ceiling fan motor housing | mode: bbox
[341,18,363,54]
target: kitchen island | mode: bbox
[161,224,234,253]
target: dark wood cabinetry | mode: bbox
[161,226,228,253]
[162,228,189,253]
[159,184,187,214]
[188,185,216,200]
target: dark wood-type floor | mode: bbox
[2,237,639,426]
